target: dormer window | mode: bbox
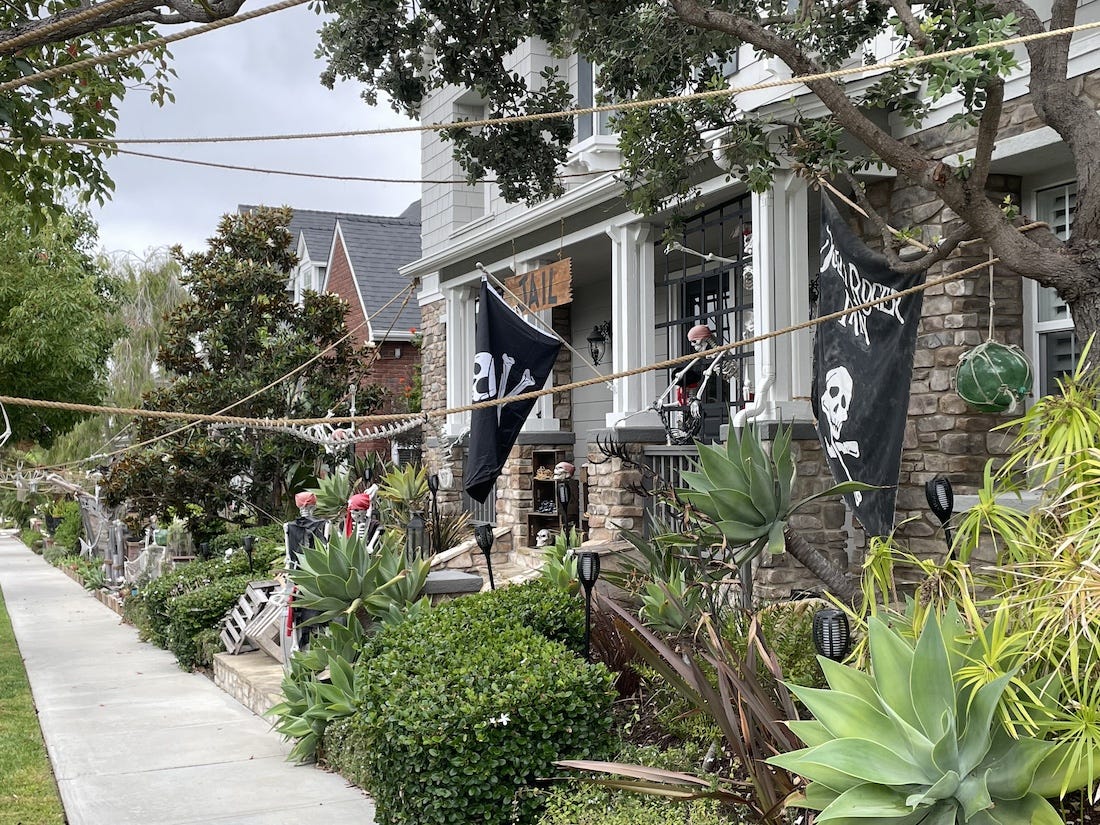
[576,57,612,143]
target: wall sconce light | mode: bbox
[587,322,611,366]
[473,521,496,590]
[812,608,851,661]
[578,551,601,661]
[406,510,427,559]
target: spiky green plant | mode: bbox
[768,608,1098,824]
[290,530,430,629]
[267,654,360,763]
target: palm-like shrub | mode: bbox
[769,609,1092,824]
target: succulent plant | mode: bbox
[768,608,1092,825]
[290,529,429,627]
[676,423,871,565]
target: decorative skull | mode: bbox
[535,528,553,547]
[822,366,854,441]
[553,461,575,481]
[687,323,717,352]
[471,352,497,402]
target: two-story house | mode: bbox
[402,17,1100,597]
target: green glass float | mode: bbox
[954,340,1033,413]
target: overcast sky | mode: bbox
[89,4,421,257]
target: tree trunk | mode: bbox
[1068,274,1100,350]
[783,526,857,603]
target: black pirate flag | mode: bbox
[464,279,562,503]
[812,196,926,537]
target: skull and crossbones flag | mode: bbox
[812,196,926,537]
[464,279,562,503]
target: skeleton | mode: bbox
[820,366,863,504]
[535,528,553,548]
[650,324,740,444]
[553,461,575,481]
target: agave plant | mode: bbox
[768,608,1097,824]
[290,529,430,629]
[676,423,872,599]
[267,653,360,763]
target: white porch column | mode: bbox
[444,279,479,437]
[605,222,661,428]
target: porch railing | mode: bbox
[642,445,699,535]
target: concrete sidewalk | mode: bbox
[0,532,376,825]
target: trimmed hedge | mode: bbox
[348,592,615,825]
[51,501,83,551]
[165,573,253,670]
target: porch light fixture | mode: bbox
[587,322,611,366]
[473,521,497,590]
[406,510,427,559]
[812,608,851,661]
[925,475,955,558]
[577,551,601,661]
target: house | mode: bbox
[402,27,1096,598]
[242,203,424,453]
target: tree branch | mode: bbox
[968,77,1003,193]
[888,0,928,51]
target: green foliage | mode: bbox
[268,654,363,763]
[428,577,587,652]
[0,195,124,446]
[353,605,616,825]
[724,601,827,692]
[320,712,375,788]
[164,573,252,670]
[770,610,1086,824]
[376,463,428,527]
[0,7,175,225]
[19,528,44,550]
[51,500,82,551]
[536,742,728,825]
[102,207,380,541]
[290,530,430,628]
[539,527,581,594]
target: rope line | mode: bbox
[0,250,1010,432]
[15,19,1100,145]
[0,0,309,95]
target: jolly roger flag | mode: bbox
[812,196,926,537]
[463,279,563,503]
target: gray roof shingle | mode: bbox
[237,202,421,337]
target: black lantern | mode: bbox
[199,541,210,560]
[556,479,571,533]
[473,521,496,590]
[586,322,611,366]
[812,608,851,661]
[925,475,955,558]
[242,535,255,575]
[578,551,601,661]
[406,510,427,559]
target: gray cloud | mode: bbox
[90,6,421,257]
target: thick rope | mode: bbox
[0,0,142,55]
[16,19,1100,144]
[0,249,1014,431]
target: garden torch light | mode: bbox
[427,473,441,555]
[473,522,496,590]
[577,551,601,662]
[242,534,255,575]
[925,475,955,558]
[812,608,851,661]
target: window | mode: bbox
[656,194,754,440]
[1033,182,1079,395]
[576,57,612,143]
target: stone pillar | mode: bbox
[605,222,662,429]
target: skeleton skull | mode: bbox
[553,461,575,481]
[822,366,853,441]
[535,528,553,547]
[471,352,497,402]
[687,323,717,352]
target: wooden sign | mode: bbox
[505,259,572,312]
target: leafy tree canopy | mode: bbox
[317,0,1100,340]
[0,193,123,447]
[0,0,249,224]
[103,206,383,539]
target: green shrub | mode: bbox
[428,577,585,652]
[19,528,44,550]
[208,524,287,560]
[51,501,82,552]
[354,606,615,825]
[321,713,375,788]
[139,547,281,649]
[536,742,729,825]
[164,574,252,670]
[723,600,827,691]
